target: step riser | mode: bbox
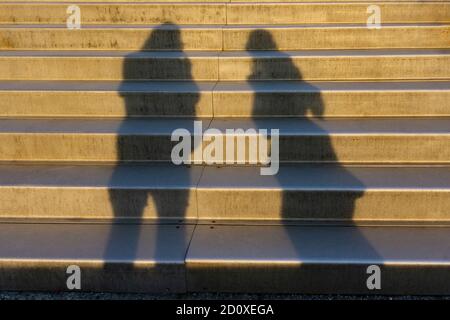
[2,88,450,117]
[1,3,449,24]
[220,55,450,81]
[0,56,218,81]
[0,91,213,117]
[0,262,185,293]
[228,3,450,25]
[215,89,450,117]
[197,190,450,221]
[0,188,198,220]
[3,260,449,294]
[2,188,448,222]
[0,134,180,162]
[225,26,450,51]
[2,26,449,50]
[186,225,450,295]
[0,4,226,25]
[188,263,450,294]
[1,134,449,163]
[0,0,430,2]
[0,223,192,293]
[1,55,449,81]
[0,28,222,51]
[2,164,448,222]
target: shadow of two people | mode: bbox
[104,23,370,291]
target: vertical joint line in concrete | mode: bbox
[225,2,228,26]
[211,79,219,118]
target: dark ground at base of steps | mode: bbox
[1,291,450,300]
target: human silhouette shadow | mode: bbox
[247,30,380,292]
[104,23,198,290]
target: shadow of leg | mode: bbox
[105,22,199,292]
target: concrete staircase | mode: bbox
[0,0,449,294]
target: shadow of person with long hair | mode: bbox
[246,30,379,293]
[104,23,199,292]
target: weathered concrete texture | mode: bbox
[196,165,450,221]
[0,164,201,220]
[1,50,449,81]
[0,26,222,50]
[1,0,450,296]
[224,25,450,50]
[187,225,450,294]
[218,50,450,80]
[0,223,193,292]
[0,51,219,80]
[0,163,450,222]
[2,81,449,118]
[1,25,449,50]
[1,3,449,24]
[212,81,450,117]
[0,118,449,163]
[226,3,450,24]
[0,3,226,25]
[0,81,215,117]
[0,118,212,162]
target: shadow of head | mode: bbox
[139,22,183,51]
[246,29,278,51]
[245,29,302,83]
[120,21,195,97]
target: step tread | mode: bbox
[209,118,450,134]
[0,222,191,292]
[0,163,203,188]
[1,118,450,135]
[186,224,450,293]
[0,118,211,134]
[1,80,449,91]
[199,165,450,190]
[2,49,449,58]
[0,222,192,262]
[187,224,450,263]
[2,23,448,28]
[1,163,449,190]
[0,80,215,92]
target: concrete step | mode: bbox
[0,163,201,221]
[0,81,215,118]
[225,24,450,50]
[2,223,450,294]
[210,81,450,117]
[227,3,450,24]
[1,24,449,50]
[0,51,219,81]
[197,164,450,222]
[1,49,449,81]
[0,3,226,25]
[0,163,449,222]
[0,25,223,51]
[2,2,449,24]
[0,118,210,162]
[207,118,450,163]
[0,222,193,292]
[187,224,450,294]
[219,49,450,81]
[0,0,444,3]
[1,80,449,118]
[0,118,449,163]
